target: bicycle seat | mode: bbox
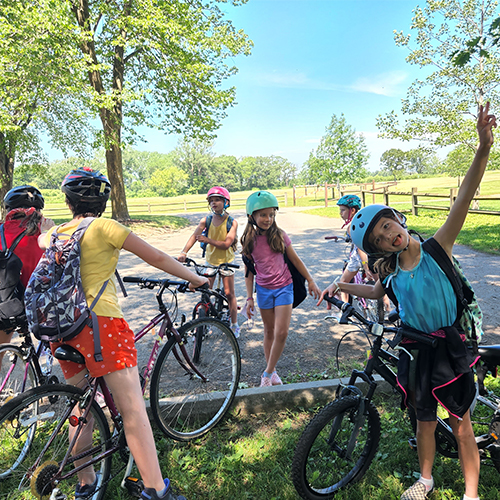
[477,344,500,365]
[54,345,86,365]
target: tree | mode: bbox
[149,167,188,197]
[0,0,91,215]
[305,114,369,184]
[380,147,439,179]
[377,0,500,153]
[173,139,215,194]
[379,149,409,179]
[69,0,252,221]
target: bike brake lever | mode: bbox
[394,345,414,361]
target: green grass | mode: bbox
[100,376,500,499]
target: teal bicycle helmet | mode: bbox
[246,191,279,216]
[350,204,407,254]
[337,194,362,210]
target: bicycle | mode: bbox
[0,278,241,500]
[325,235,384,323]
[291,295,500,500]
[182,257,240,363]
[0,324,59,403]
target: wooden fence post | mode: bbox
[284,192,288,206]
[372,180,376,204]
[305,185,308,196]
[148,203,151,213]
[293,185,296,206]
[412,187,418,216]
[324,182,328,207]
[362,190,366,207]
[450,188,457,209]
[383,187,389,206]
[184,200,187,211]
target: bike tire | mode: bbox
[0,344,38,402]
[0,384,111,500]
[150,317,241,441]
[193,306,207,364]
[292,395,381,499]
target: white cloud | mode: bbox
[350,71,408,97]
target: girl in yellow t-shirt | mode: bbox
[178,186,239,336]
[42,168,207,500]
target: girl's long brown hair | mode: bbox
[241,214,285,258]
[8,210,43,236]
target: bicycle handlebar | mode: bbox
[324,295,437,348]
[182,257,240,271]
[325,235,351,243]
[123,276,191,291]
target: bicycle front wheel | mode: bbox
[0,384,111,500]
[193,304,207,364]
[0,344,38,402]
[292,395,381,499]
[150,317,241,441]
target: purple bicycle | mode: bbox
[0,278,240,500]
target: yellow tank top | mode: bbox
[205,216,235,266]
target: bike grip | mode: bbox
[324,295,344,309]
[227,263,240,269]
[196,282,210,290]
[325,236,338,240]
[123,277,143,283]
[400,328,438,348]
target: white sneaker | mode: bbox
[232,324,240,339]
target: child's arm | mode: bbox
[123,232,208,290]
[196,219,238,250]
[285,243,321,299]
[244,264,255,319]
[357,248,374,280]
[178,217,207,262]
[317,279,385,307]
[434,102,496,257]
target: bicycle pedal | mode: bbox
[408,437,417,450]
[123,476,144,497]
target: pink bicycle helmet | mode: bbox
[207,186,230,209]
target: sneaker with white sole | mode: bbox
[270,371,283,385]
[401,480,431,500]
[232,325,240,338]
[141,478,186,500]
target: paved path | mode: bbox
[117,207,500,387]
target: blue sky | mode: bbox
[48,0,430,172]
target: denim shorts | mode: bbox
[256,282,293,309]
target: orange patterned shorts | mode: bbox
[50,316,137,379]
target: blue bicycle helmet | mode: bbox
[337,194,362,210]
[350,204,407,254]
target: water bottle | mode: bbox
[38,344,53,377]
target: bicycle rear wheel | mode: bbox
[150,317,241,441]
[292,395,380,499]
[0,344,38,403]
[0,384,111,500]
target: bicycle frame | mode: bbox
[29,279,213,491]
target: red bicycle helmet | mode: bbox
[207,186,230,209]
[62,167,111,205]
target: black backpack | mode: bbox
[0,224,28,330]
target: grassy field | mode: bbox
[101,377,500,500]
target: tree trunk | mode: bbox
[0,132,15,220]
[72,0,131,222]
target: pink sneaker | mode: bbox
[260,375,272,387]
[271,371,283,386]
